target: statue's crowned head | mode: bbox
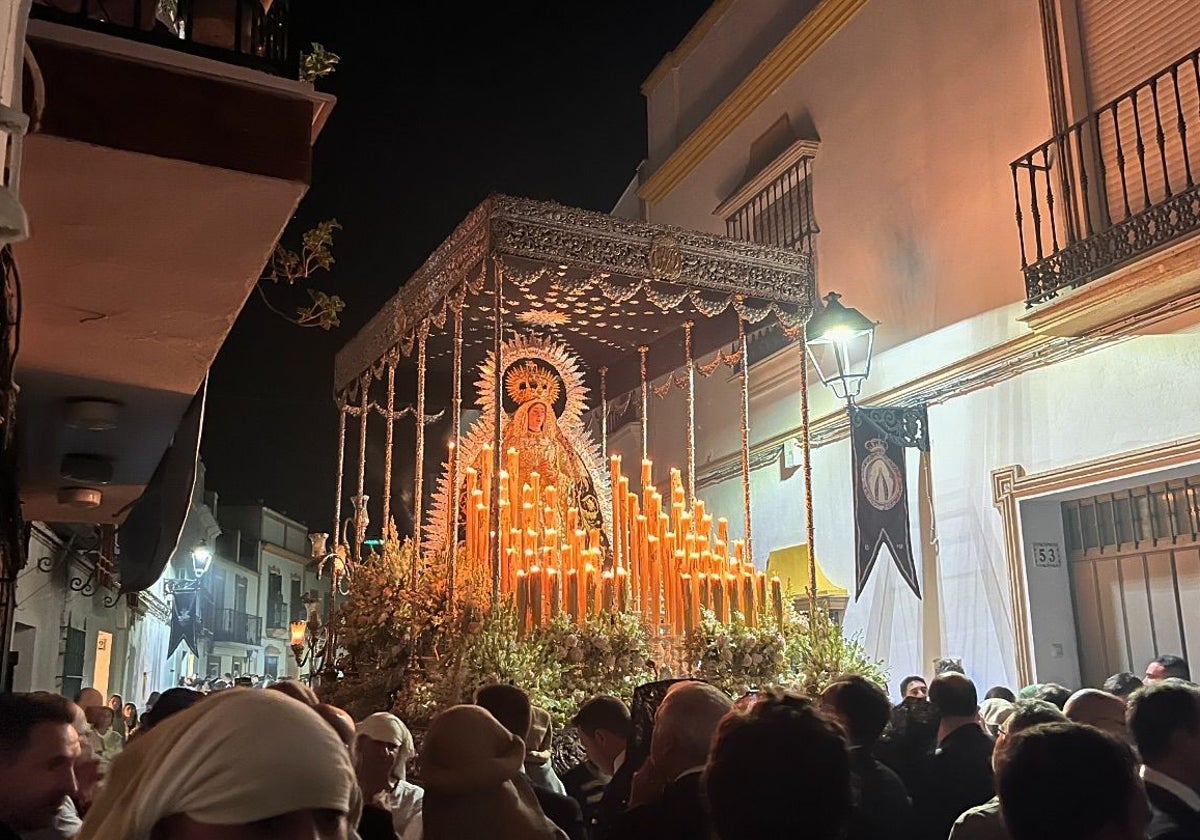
[505,361,562,411]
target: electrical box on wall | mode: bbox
[783,437,804,470]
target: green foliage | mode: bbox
[323,536,885,725]
[300,43,340,83]
[259,219,345,330]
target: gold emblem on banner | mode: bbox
[861,439,903,512]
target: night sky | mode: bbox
[201,1,713,531]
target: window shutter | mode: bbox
[1077,0,1200,106]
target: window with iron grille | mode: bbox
[723,155,818,253]
[61,626,85,699]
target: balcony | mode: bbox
[210,608,260,645]
[31,0,298,77]
[1013,47,1200,309]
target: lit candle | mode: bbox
[641,458,653,491]
[698,572,710,615]
[757,572,768,621]
[516,569,529,635]
[585,563,597,618]
[713,575,726,623]
[567,568,581,625]
[771,576,785,630]
[717,517,729,547]
[681,574,694,635]
[742,573,756,628]
[727,573,740,620]
[616,567,628,612]
[530,471,542,532]
[647,535,660,627]
[602,570,615,612]
[549,567,561,619]
[530,566,543,627]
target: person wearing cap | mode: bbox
[356,712,423,838]
[978,698,1014,739]
[76,689,357,840]
[411,705,565,839]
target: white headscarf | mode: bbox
[78,688,355,840]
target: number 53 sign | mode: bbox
[1032,542,1063,568]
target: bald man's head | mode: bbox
[314,703,356,750]
[929,673,979,718]
[651,682,732,781]
[1065,689,1129,742]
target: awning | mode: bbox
[766,543,848,600]
[116,380,206,592]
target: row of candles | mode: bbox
[459,445,786,635]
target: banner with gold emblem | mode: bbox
[850,405,929,599]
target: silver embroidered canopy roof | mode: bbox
[334,194,815,398]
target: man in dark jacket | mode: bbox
[573,695,635,838]
[1128,679,1200,839]
[475,684,587,840]
[608,682,731,840]
[910,673,994,840]
[0,693,80,839]
[821,674,912,839]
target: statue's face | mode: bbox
[527,402,547,432]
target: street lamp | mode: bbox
[805,292,877,403]
[190,544,213,579]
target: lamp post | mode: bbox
[804,292,877,404]
[190,544,213,580]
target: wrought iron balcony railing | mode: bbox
[210,608,261,645]
[1013,47,1200,305]
[31,0,297,78]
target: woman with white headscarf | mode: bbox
[77,688,357,840]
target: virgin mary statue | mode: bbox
[424,335,610,557]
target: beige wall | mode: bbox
[643,0,1051,349]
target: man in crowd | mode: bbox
[1146,654,1191,684]
[911,672,994,840]
[899,675,927,701]
[476,684,585,840]
[0,694,80,839]
[705,691,852,839]
[1104,672,1144,700]
[1065,688,1130,742]
[821,674,912,839]
[997,723,1149,839]
[949,698,1065,840]
[355,711,424,839]
[609,681,731,839]
[572,695,633,837]
[1128,678,1200,838]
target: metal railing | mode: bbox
[725,155,818,254]
[211,608,261,645]
[31,0,297,77]
[1013,46,1200,305]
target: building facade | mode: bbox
[1,2,333,692]
[626,0,1200,693]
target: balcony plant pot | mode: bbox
[40,0,157,30]
[188,0,271,54]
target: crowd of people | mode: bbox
[0,653,1196,839]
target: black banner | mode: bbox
[167,588,200,658]
[850,406,928,600]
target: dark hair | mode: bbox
[826,675,891,747]
[705,691,851,839]
[122,703,139,729]
[1128,678,1200,764]
[928,673,978,717]
[139,687,203,730]
[899,675,926,696]
[1003,699,1066,737]
[985,685,1015,702]
[572,695,633,740]
[998,723,1140,840]
[1151,654,1191,681]
[1033,683,1072,710]
[0,693,75,760]
[474,684,532,741]
[1102,672,1143,697]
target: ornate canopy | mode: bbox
[333,194,815,401]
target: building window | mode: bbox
[267,569,284,629]
[290,577,304,622]
[264,653,279,679]
[234,575,248,614]
[206,657,221,680]
[62,627,86,699]
[724,155,817,252]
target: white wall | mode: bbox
[1019,498,1081,687]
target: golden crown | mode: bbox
[505,362,561,406]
